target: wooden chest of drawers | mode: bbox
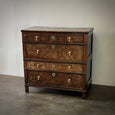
[21,26,93,99]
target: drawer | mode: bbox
[25,44,83,62]
[28,71,82,89]
[25,61,84,73]
[24,32,84,43]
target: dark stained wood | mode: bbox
[24,32,84,43]
[22,32,29,93]
[21,26,93,99]
[82,92,87,99]
[25,85,29,93]
[24,68,86,75]
[81,34,88,98]
[23,41,87,45]
[25,61,84,73]
[26,44,83,62]
[28,71,82,89]
[25,58,87,64]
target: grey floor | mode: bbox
[0,74,115,115]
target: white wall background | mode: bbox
[0,0,115,86]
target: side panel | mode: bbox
[86,31,93,88]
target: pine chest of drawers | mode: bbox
[21,26,93,99]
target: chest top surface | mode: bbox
[21,26,94,33]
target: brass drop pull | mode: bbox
[52,64,56,68]
[68,51,71,56]
[67,36,71,42]
[28,63,30,67]
[67,78,71,83]
[35,36,39,41]
[37,76,40,80]
[51,35,56,40]
[51,45,55,50]
[37,64,39,68]
[52,73,56,77]
[68,65,72,70]
[37,49,39,54]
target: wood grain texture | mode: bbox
[25,61,83,73]
[28,71,82,89]
[26,44,83,62]
[24,32,84,43]
[21,26,93,99]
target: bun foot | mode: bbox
[82,92,87,99]
[25,86,29,93]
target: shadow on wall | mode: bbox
[92,31,115,86]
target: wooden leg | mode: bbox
[82,92,86,99]
[25,86,29,93]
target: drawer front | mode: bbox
[24,33,84,43]
[28,71,82,89]
[26,61,83,73]
[26,44,83,61]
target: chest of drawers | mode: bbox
[21,26,93,99]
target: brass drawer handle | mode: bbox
[37,49,39,54]
[35,36,39,41]
[37,76,40,80]
[67,36,71,42]
[37,64,39,68]
[51,45,55,50]
[52,64,56,68]
[52,73,56,77]
[67,78,71,83]
[28,63,30,67]
[51,35,56,40]
[68,51,71,56]
[68,65,72,70]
